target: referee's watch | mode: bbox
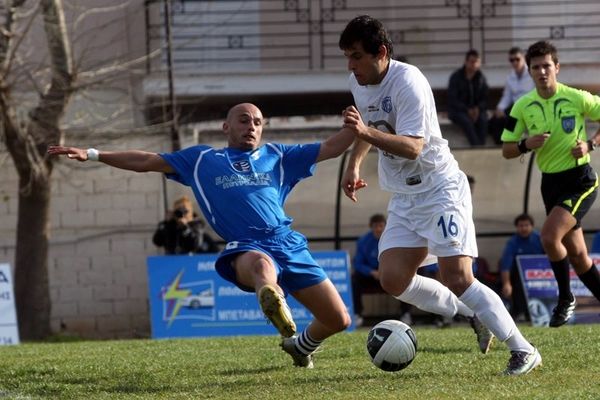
[517,138,530,154]
[587,139,597,152]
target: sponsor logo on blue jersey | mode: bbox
[561,116,575,133]
[232,160,251,172]
[215,173,271,189]
[382,96,392,113]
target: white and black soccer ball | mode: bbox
[366,319,417,372]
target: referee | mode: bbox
[501,40,600,327]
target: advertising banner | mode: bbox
[147,251,355,338]
[517,254,600,326]
[0,263,20,345]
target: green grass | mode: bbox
[1,324,599,399]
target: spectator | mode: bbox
[489,47,534,144]
[448,49,489,146]
[153,195,220,254]
[351,214,412,326]
[499,214,544,321]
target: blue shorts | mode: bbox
[215,230,328,294]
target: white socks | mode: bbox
[395,276,534,353]
[459,280,534,353]
[394,274,473,318]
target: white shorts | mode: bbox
[378,171,478,259]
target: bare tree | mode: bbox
[0,0,156,340]
[0,0,73,340]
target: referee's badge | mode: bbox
[561,116,575,133]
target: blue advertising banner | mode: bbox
[147,251,355,338]
[517,254,600,326]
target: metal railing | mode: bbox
[145,0,600,74]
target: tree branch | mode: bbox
[75,48,160,88]
[1,3,42,81]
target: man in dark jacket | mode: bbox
[447,49,489,146]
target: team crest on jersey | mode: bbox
[232,160,251,172]
[561,116,575,133]
[381,96,392,113]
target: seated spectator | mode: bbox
[447,49,489,146]
[153,195,220,254]
[499,214,544,322]
[351,214,411,326]
[488,47,534,144]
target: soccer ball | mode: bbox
[366,319,417,372]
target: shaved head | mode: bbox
[226,103,263,122]
[223,103,265,150]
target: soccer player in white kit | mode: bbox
[339,15,541,375]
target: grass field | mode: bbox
[1,323,599,399]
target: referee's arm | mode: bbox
[501,114,550,159]
[502,141,523,159]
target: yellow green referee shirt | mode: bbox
[501,83,600,173]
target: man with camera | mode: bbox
[153,195,219,254]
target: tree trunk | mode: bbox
[14,175,52,340]
[3,0,73,340]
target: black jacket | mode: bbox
[447,66,489,114]
[152,219,220,254]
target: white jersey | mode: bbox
[349,60,459,194]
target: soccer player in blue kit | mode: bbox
[48,102,356,368]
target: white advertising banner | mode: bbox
[0,263,20,345]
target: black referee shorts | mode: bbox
[541,164,598,228]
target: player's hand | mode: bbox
[571,139,588,159]
[47,145,88,161]
[342,167,367,202]
[342,105,368,138]
[526,133,550,150]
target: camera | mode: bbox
[173,207,189,219]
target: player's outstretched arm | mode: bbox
[47,145,174,173]
[316,106,367,162]
[316,126,355,163]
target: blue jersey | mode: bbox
[160,142,321,242]
[499,231,544,273]
[353,231,379,277]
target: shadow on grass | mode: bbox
[217,365,282,375]
[418,345,473,354]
